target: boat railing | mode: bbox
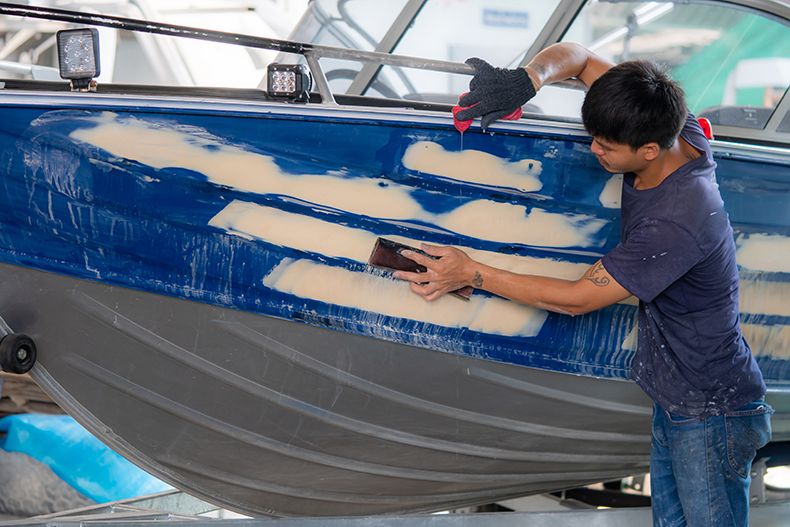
[0,2,584,106]
[0,60,61,82]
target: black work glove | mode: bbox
[455,57,537,130]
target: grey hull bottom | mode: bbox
[0,262,782,517]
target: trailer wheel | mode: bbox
[0,333,37,374]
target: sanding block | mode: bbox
[368,238,473,300]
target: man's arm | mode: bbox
[455,43,615,128]
[524,42,616,90]
[394,244,632,315]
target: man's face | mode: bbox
[590,137,646,173]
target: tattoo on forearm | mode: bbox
[585,262,610,287]
[472,271,483,288]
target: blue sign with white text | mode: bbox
[483,9,529,28]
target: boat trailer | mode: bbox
[0,488,789,527]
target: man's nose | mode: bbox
[590,140,603,155]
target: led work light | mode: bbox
[56,28,101,91]
[267,63,311,103]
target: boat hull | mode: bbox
[2,262,651,517]
[0,93,787,516]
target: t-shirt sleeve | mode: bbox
[682,110,713,161]
[601,218,704,303]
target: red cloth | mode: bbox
[452,93,522,132]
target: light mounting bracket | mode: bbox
[56,28,100,92]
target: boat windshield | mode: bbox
[294,0,564,103]
[549,0,790,130]
[292,0,790,140]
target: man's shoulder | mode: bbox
[680,111,714,159]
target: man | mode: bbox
[394,43,772,527]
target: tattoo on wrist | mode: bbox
[585,262,610,287]
[472,271,483,288]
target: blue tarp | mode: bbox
[0,414,172,503]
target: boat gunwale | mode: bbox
[5,84,790,164]
[0,84,592,136]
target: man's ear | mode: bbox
[640,142,660,161]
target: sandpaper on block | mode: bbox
[368,238,473,300]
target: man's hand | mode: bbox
[394,245,633,314]
[393,244,476,302]
[455,58,537,130]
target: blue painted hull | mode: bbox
[0,92,788,515]
[2,97,634,377]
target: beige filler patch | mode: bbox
[209,200,381,262]
[439,201,608,248]
[599,174,623,209]
[210,201,593,277]
[742,324,790,361]
[402,141,543,192]
[263,258,549,337]
[72,113,608,249]
[740,279,790,318]
[210,203,640,337]
[71,113,425,220]
[736,233,790,273]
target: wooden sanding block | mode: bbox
[368,238,473,300]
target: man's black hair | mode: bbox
[582,60,687,151]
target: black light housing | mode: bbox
[267,63,311,103]
[56,28,101,91]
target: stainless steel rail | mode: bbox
[0,2,474,105]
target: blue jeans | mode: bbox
[650,399,773,527]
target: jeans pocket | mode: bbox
[726,401,774,478]
[652,405,668,447]
[665,410,702,426]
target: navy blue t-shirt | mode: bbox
[601,113,765,418]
